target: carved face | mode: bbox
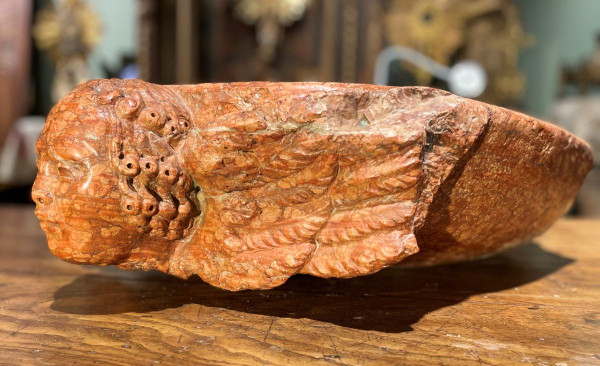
[32,85,140,265]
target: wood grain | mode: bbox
[0,205,599,365]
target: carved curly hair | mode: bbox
[94,79,199,240]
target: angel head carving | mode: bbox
[32,79,199,265]
[31,79,593,291]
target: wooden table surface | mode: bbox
[0,205,599,365]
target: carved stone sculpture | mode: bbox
[32,79,593,291]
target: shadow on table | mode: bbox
[51,242,572,333]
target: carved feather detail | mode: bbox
[302,230,419,278]
[316,201,414,245]
[238,210,329,250]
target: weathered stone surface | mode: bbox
[32,79,593,291]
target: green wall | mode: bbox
[515,0,600,116]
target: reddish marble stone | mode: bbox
[32,79,593,290]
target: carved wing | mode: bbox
[170,84,488,290]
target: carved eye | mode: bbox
[58,166,74,179]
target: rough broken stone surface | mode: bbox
[32,79,593,291]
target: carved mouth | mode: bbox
[39,220,61,234]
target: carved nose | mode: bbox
[32,188,53,206]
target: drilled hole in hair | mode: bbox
[118,153,125,160]
[160,156,165,162]
[126,205,132,211]
[148,205,154,211]
[145,163,151,169]
[164,170,170,176]
[126,163,133,169]
[184,122,189,127]
[150,112,156,118]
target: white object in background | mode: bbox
[0,116,45,185]
[446,61,487,98]
[374,46,488,98]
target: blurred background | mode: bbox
[0,0,598,216]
